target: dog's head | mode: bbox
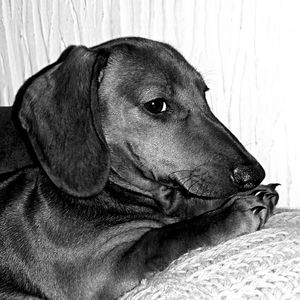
[14,37,265,211]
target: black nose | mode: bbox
[231,164,265,190]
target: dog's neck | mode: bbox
[107,168,188,216]
[108,169,154,198]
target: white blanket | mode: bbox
[120,210,300,300]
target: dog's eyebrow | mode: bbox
[193,70,208,91]
[194,76,209,94]
[137,85,171,103]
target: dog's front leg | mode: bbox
[113,184,278,298]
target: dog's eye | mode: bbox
[144,98,168,114]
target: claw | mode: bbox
[268,183,281,190]
[254,191,263,197]
[251,206,266,214]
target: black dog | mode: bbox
[0,37,278,299]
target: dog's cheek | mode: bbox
[127,136,181,180]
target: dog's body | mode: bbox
[0,37,278,299]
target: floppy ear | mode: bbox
[13,46,110,197]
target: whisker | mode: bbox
[181,174,204,193]
[167,163,209,177]
[181,176,193,189]
[168,171,194,183]
[187,178,201,194]
[169,172,204,186]
[168,158,227,179]
[168,169,194,177]
[169,173,192,182]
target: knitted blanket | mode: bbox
[120,210,300,300]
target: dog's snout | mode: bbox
[231,164,265,190]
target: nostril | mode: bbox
[231,164,265,190]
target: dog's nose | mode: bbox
[231,164,265,190]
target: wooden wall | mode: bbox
[0,0,299,207]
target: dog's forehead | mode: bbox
[106,40,207,99]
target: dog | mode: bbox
[0,37,279,299]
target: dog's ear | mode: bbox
[13,46,110,197]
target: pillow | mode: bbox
[120,209,300,299]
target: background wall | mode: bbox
[0,0,299,208]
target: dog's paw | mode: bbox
[228,183,279,233]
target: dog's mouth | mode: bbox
[161,181,227,201]
[107,168,238,219]
[159,174,274,219]
[167,170,237,200]
[153,181,234,219]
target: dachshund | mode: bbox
[0,37,279,299]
